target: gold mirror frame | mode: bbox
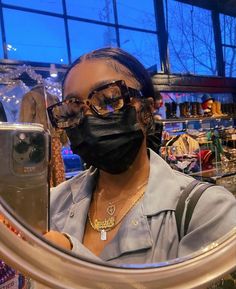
[0,203,236,289]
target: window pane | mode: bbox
[66,0,114,23]
[0,27,3,58]
[68,20,117,61]
[2,0,63,14]
[167,1,216,75]
[224,47,236,77]
[120,29,159,68]
[3,9,68,64]
[117,0,156,30]
[220,14,236,46]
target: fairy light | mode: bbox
[7,43,17,51]
[0,64,63,123]
[0,65,63,100]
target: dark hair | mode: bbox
[63,47,155,99]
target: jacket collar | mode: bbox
[142,149,182,216]
[69,149,181,215]
[70,166,98,203]
[100,150,182,260]
[61,149,182,260]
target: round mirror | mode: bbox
[0,198,235,289]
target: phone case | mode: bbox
[0,122,50,234]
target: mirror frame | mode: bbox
[0,204,236,289]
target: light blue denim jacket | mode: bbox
[50,149,236,265]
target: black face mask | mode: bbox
[66,107,144,174]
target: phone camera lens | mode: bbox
[30,133,45,146]
[29,147,45,163]
[14,140,29,154]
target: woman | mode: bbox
[44,47,236,265]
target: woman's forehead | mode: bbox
[63,59,140,98]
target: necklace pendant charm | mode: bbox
[101,229,107,241]
[107,203,116,216]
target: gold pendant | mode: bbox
[94,217,115,230]
[107,203,116,216]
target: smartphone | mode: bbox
[0,122,50,234]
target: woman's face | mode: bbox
[63,59,148,174]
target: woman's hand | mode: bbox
[43,230,72,250]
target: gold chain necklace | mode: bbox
[98,187,139,216]
[88,182,147,241]
[105,194,134,216]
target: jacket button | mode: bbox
[132,219,138,226]
[70,212,74,218]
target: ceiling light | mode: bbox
[50,64,58,78]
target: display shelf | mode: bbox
[189,159,236,195]
[189,161,236,180]
[155,115,235,124]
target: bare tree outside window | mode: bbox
[98,0,117,47]
[166,1,216,75]
[166,1,236,77]
[221,14,236,77]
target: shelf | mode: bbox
[190,161,236,180]
[155,115,235,124]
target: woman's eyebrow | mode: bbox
[64,93,82,100]
[64,79,118,100]
[89,79,117,93]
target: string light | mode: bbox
[0,64,62,98]
[6,44,17,51]
[0,65,63,121]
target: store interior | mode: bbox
[0,1,236,289]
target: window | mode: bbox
[0,25,3,58]
[119,28,159,68]
[117,0,156,30]
[221,14,236,46]
[66,0,115,23]
[68,20,117,61]
[2,0,63,14]
[221,14,236,77]
[224,47,236,77]
[166,1,216,75]
[3,8,68,64]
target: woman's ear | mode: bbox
[138,97,155,131]
[146,97,155,113]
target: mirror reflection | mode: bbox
[0,47,236,270]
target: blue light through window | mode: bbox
[69,20,117,61]
[66,0,115,23]
[221,14,236,46]
[0,25,3,59]
[3,8,68,64]
[220,14,236,77]
[166,1,216,76]
[120,28,159,68]
[117,0,156,31]
[223,47,236,77]
[2,0,63,14]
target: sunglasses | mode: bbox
[47,80,142,129]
